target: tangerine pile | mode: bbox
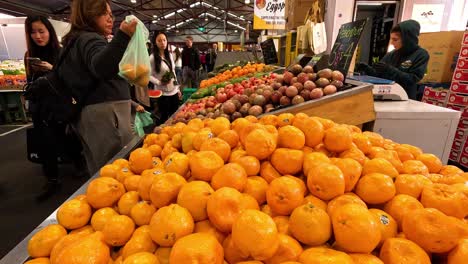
[26,113,468,264]
[199,63,266,88]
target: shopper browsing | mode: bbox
[356,20,429,100]
[182,36,201,88]
[149,32,181,124]
[173,46,183,85]
[58,0,137,175]
[208,43,218,72]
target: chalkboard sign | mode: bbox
[261,38,278,65]
[327,19,367,75]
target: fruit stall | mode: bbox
[3,110,468,264]
[0,60,28,123]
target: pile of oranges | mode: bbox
[200,63,266,89]
[26,113,468,264]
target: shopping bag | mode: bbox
[297,25,309,52]
[307,0,327,54]
[312,22,327,54]
[119,15,151,88]
[134,111,154,137]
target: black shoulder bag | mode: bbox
[23,39,82,124]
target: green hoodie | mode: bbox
[375,19,429,100]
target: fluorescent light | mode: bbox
[153,15,157,18]
[245,0,250,4]
[235,29,238,32]
[240,15,244,18]
[152,20,157,24]
[130,0,136,3]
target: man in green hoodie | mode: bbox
[357,20,429,100]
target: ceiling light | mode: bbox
[153,15,157,18]
[240,15,244,18]
[130,0,136,3]
[235,29,238,33]
[205,17,208,21]
[152,20,157,24]
[245,0,250,4]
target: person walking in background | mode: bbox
[58,0,137,175]
[208,43,218,72]
[200,51,207,72]
[149,32,181,124]
[24,15,65,199]
[173,46,182,85]
[182,36,201,88]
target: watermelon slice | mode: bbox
[148,89,162,98]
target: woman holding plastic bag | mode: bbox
[58,0,137,175]
[149,32,181,124]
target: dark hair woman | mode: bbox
[149,32,180,123]
[57,0,137,175]
[24,15,65,200]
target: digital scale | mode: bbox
[348,75,409,101]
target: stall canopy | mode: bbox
[0,0,260,43]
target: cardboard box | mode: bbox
[457,58,468,70]
[458,118,468,129]
[450,81,468,94]
[450,149,461,162]
[446,103,465,111]
[452,138,465,152]
[419,31,464,83]
[453,70,468,81]
[455,128,468,141]
[285,0,315,30]
[422,87,448,101]
[448,93,468,106]
[463,32,468,45]
[459,152,468,167]
[461,46,468,58]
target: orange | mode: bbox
[147,144,162,157]
[362,158,399,178]
[232,209,280,261]
[116,167,135,184]
[383,194,424,230]
[292,116,324,148]
[100,164,121,179]
[28,224,67,258]
[400,143,423,157]
[207,187,247,233]
[239,123,265,145]
[332,204,381,253]
[270,148,304,175]
[177,181,214,221]
[149,204,194,247]
[122,252,160,264]
[230,155,260,177]
[277,125,305,150]
[244,176,269,205]
[448,239,468,264]
[379,238,430,264]
[244,128,277,160]
[154,133,170,147]
[402,160,429,175]
[289,204,331,246]
[181,131,196,153]
[394,174,432,198]
[323,125,353,153]
[102,215,135,247]
[161,144,178,161]
[121,229,156,260]
[57,198,92,230]
[432,173,468,185]
[352,133,372,154]
[24,258,51,264]
[307,163,345,201]
[223,234,249,263]
[170,133,183,150]
[332,158,362,192]
[86,177,125,209]
[91,207,118,231]
[393,145,415,162]
[302,194,327,211]
[349,254,383,264]
[113,158,129,169]
[363,131,385,147]
[130,201,156,226]
[232,118,251,136]
[117,191,140,216]
[326,193,367,217]
[259,115,279,126]
[154,247,171,264]
[373,150,404,173]
[151,157,163,169]
[52,232,110,264]
[339,146,367,166]
[144,133,158,146]
[369,208,398,247]
[273,216,291,236]
[211,163,248,191]
[194,220,226,244]
[128,148,154,174]
[209,117,231,135]
[266,176,305,216]
[68,225,94,236]
[229,149,247,162]
[303,152,330,176]
[298,247,353,264]
[218,130,239,149]
[163,152,189,178]
[50,233,88,264]
[200,137,232,162]
[169,233,224,264]
[187,118,204,131]
[355,173,396,204]
[189,151,224,181]
[149,172,187,208]
[277,113,295,127]
[124,175,141,192]
[264,234,303,264]
[138,168,163,201]
[260,161,281,183]
[440,165,464,176]
[420,183,468,219]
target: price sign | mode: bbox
[261,38,278,65]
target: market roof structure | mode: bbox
[0,0,260,42]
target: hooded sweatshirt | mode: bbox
[375,20,429,100]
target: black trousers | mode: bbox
[157,93,180,124]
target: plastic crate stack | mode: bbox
[444,31,468,166]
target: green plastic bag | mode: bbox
[119,15,151,88]
[134,111,153,137]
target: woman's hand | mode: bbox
[135,105,145,113]
[178,90,182,99]
[120,19,137,37]
[31,61,53,72]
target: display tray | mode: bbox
[0,136,143,264]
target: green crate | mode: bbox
[182,88,197,102]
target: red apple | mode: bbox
[216,92,228,103]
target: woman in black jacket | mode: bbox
[59,0,137,175]
[24,15,64,200]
